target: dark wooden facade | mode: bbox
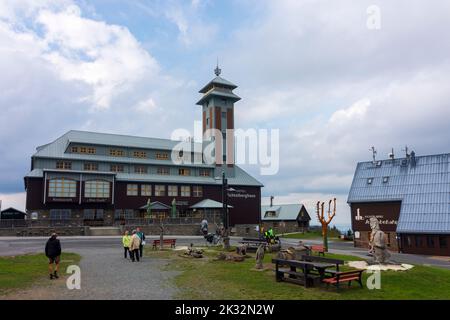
[350,201,450,256]
[0,208,27,220]
[25,177,261,226]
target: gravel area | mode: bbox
[2,246,180,300]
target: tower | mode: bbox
[196,65,240,171]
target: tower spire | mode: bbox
[214,58,221,76]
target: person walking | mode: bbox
[136,227,146,258]
[129,230,141,262]
[45,233,61,279]
[122,230,131,259]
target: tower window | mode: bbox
[222,112,226,118]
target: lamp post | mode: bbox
[215,170,231,250]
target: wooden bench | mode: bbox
[239,239,267,251]
[322,270,364,291]
[310,245,325,256]
[152,239,176,249]
[301,255,344,272]
[272,258,322,288]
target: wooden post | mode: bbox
[316,198,336,252]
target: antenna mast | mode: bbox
[369,146,377,163]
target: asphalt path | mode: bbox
[1,236,449,269]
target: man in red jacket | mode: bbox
[45,233,62,280]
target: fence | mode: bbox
[0,215,224,229]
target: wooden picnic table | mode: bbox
[272,258,335,287]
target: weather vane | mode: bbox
[214,58,221,76]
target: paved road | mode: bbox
[1,236,449,269]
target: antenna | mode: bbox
[402,145,410,158]
[369,146,377,163]
[389,148,395,160]
[214,58,221,76]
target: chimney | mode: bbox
[270,196,274,207]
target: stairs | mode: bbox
[87,227,121,236]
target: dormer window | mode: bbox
[156,152,169,160]
[110,149,125,157]
[367,178,373,185]
[383,176,389,183]
[133,151,147,159]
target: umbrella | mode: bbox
[146,198,151,219]
[171,198,177,218]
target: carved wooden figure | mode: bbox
[316,198,336,252]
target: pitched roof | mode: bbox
[1,207,26,215]
[347,153,450,234]
[261,204,310,221]
[190,199,233,209]
[26,131,264,187]
[199,76,238,93]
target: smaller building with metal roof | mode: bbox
[261,197,311,233]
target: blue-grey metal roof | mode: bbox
[196,89,241,105]
[261,204,309,221]
[190,199,233,209]
[26,131,264,187]
[347,153,450,234]
[199,76,238,93]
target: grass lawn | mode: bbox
[0,253,80,295]
[147,248,450,300]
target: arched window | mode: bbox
[48,178,77,197]
[84,180,110,198]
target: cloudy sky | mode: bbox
[1,0,450,226]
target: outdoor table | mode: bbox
[308,262,336,280]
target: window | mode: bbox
[222,112,227,118]
[168,185,178,197]
[133,151,147,158]
[84,163,98,171]
[199,169,210,177]
[124,209,134,219]
[156,152,169,160]
[383,176,389,183]
[71,146,78,153]
[110,149,125,157]
[265,211,277,218]
[134,166,148,174]
[180,186,190,197]
[179,168,190,176]
[439,236,447,248]
[427,236,435,248]
[157,167,170,175]
[56,161,72,170]
[83,209,103,219]
[155,185,166,196]
[49,209,71,220]
[141,185,152,196]
[127,184,138,196]
[192,186,203,197]
[48,178,77,197]
[84,180,110,198]
[367,178,373,185]
[79,146,96,154]
[110,164,124,172]
[415,235,423,248]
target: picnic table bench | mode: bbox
[152,238,176,249]
[272,258,336,288]
[322,270,364,291]
[309,245,326,256]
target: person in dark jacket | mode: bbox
[45,233,61,280]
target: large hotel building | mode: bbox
[24,68,263,227]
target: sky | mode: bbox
[1,0,450,226]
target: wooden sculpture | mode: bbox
[316,198,337,252]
